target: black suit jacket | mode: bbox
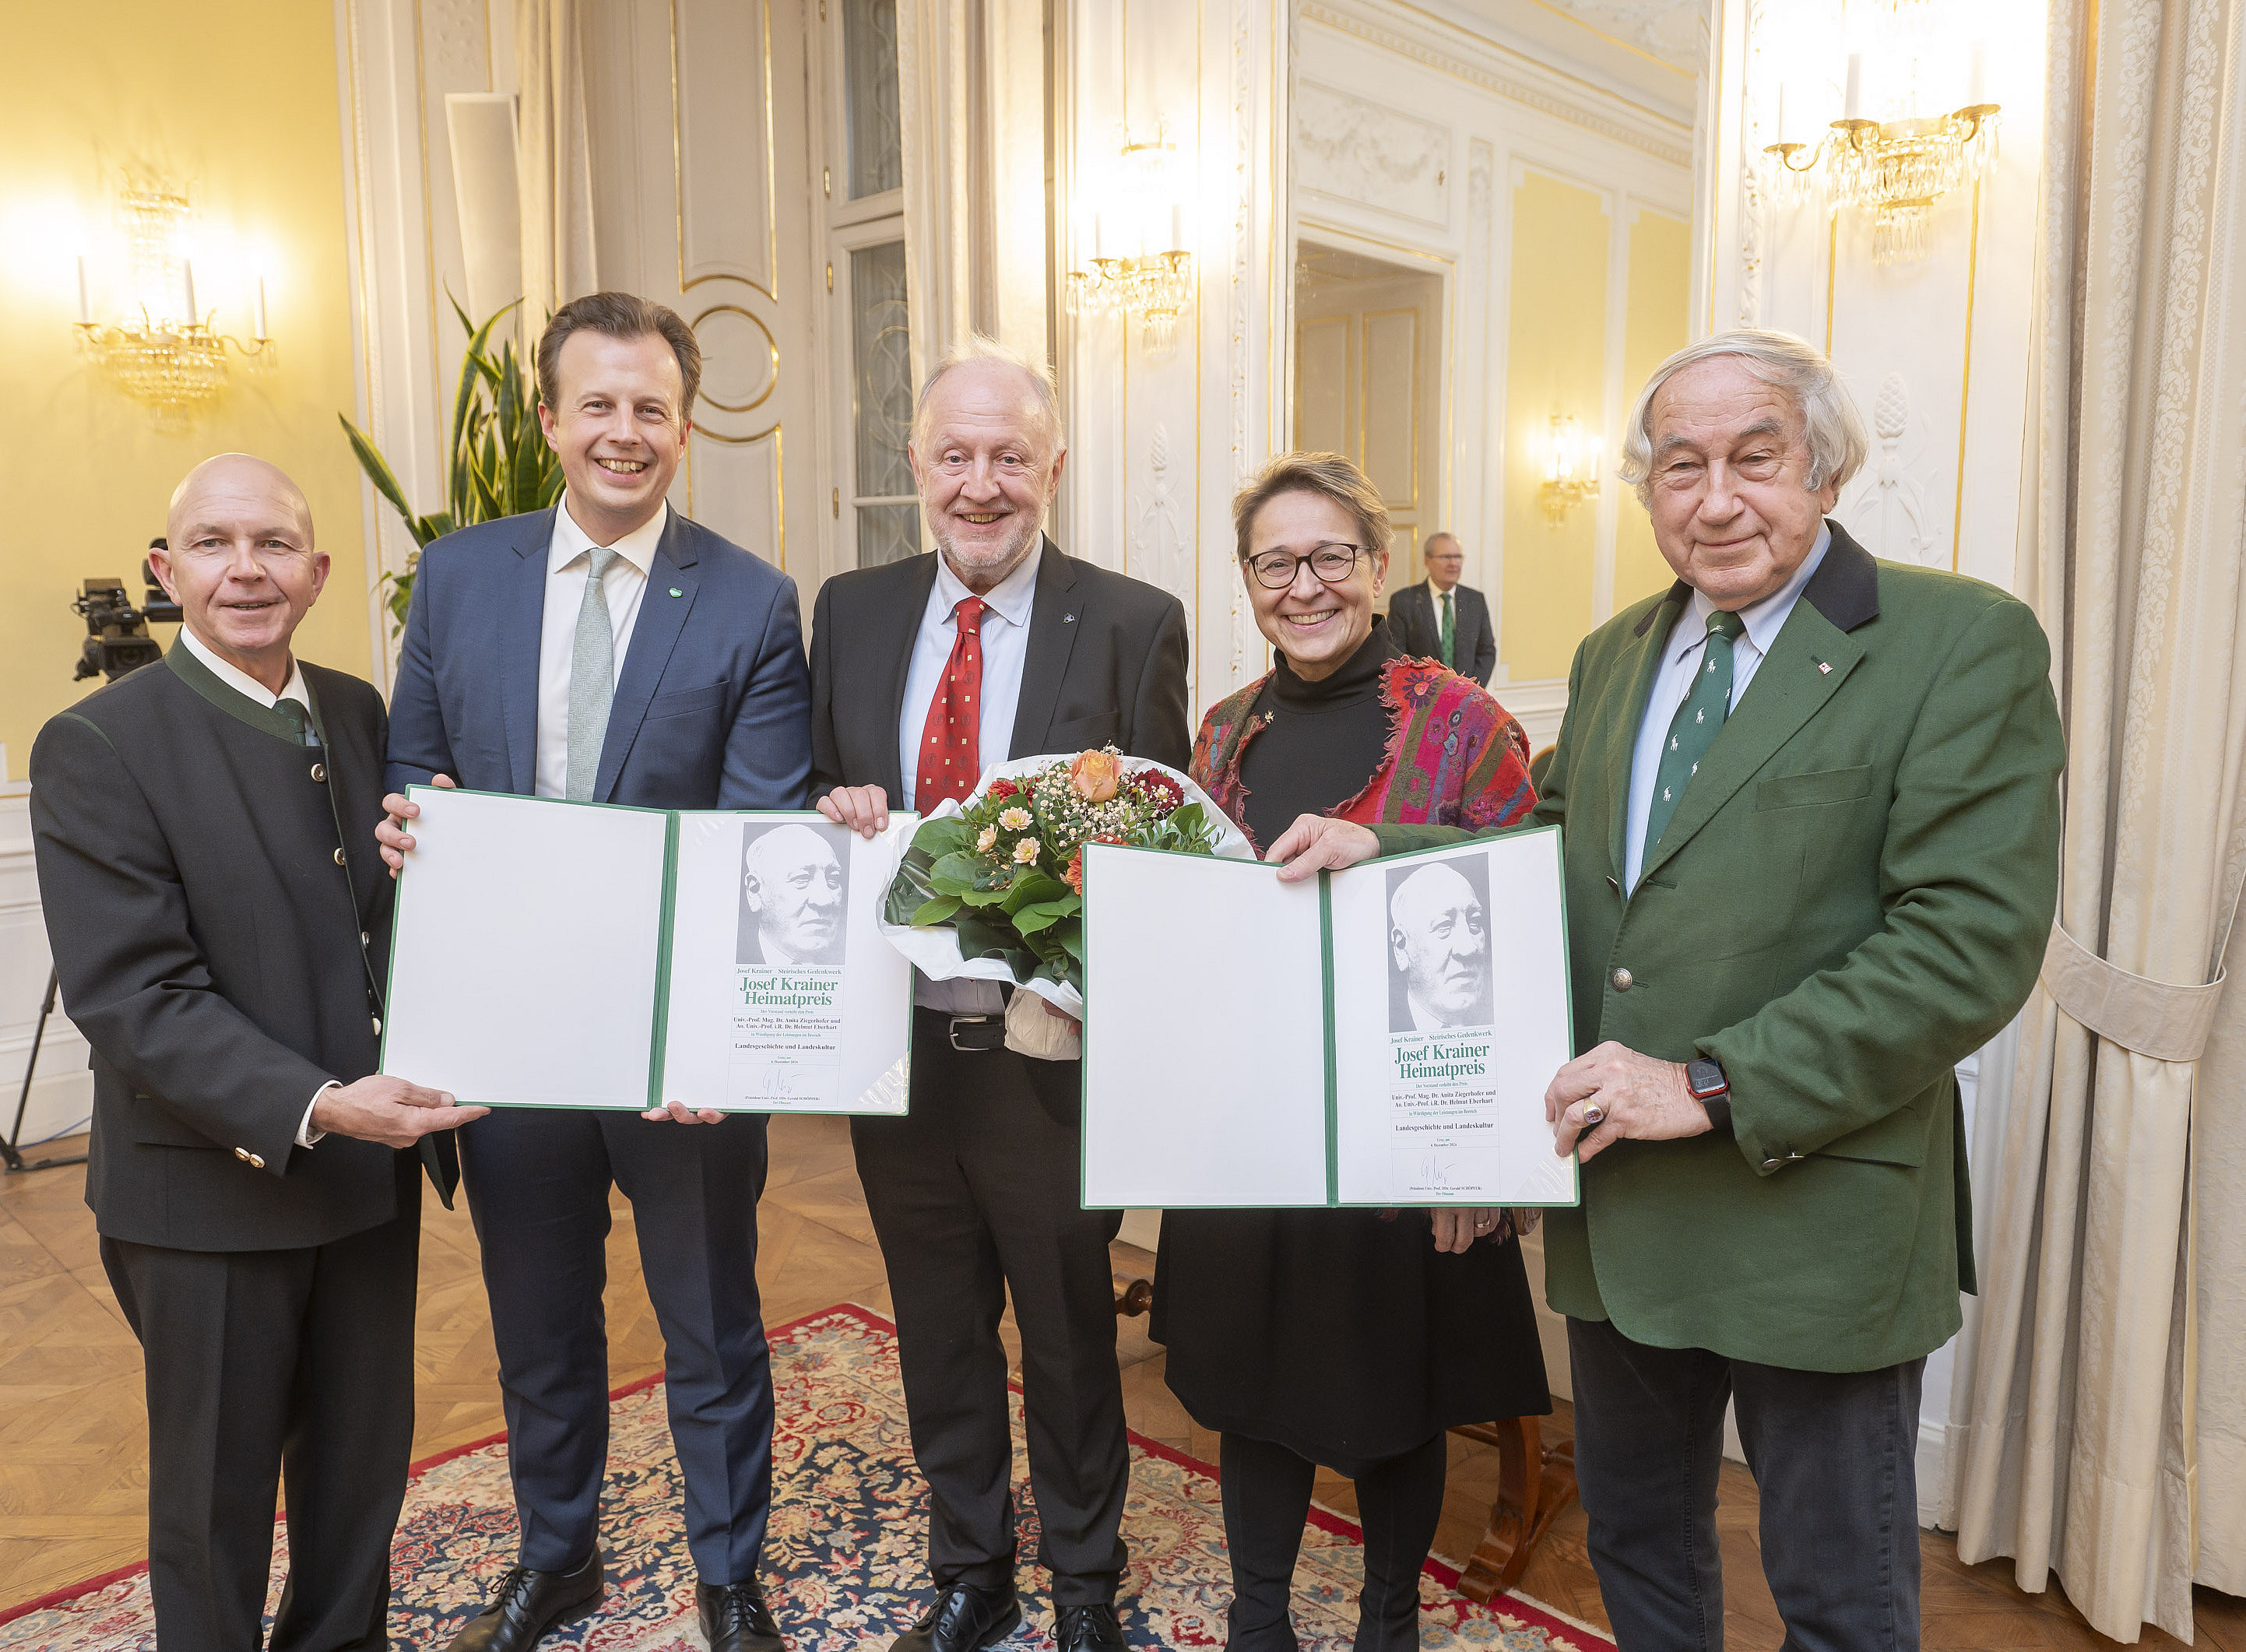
[30,646,436,1253]
[1388,578,1497,686]
[810,538,1193,796]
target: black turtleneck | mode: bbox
[1237,617,1401,850]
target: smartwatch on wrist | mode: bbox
[1685,1056,1731,1134]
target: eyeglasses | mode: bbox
[1243,543,1367,589]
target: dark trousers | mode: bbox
[1566,1316,1926,1652]
[458,1107,773,1582]
[1219,1431,1446,1652]
[100,1204,420,1652]
[850,1011,1130,1607]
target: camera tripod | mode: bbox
[4,965,86,1176]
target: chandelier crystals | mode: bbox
[1068,118,1194,350]
[73,178,274,427]
[1758,2,2000,265]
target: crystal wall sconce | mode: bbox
[72,179,275,428]
[1538,414,1601,525]
[1068,119,1193,350]
[1761,33,2002,266]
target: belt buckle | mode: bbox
[949,1014,1001,1053]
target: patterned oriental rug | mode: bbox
[0,1303,1611,1652]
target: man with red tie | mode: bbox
[812,336,1190,1652]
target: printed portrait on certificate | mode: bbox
[729,820,853,1105]
[1385,853,1495,1035]
[736,821,852,968]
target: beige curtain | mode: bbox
[1946,0,2246,1640]
[515,0,597,330]
[896,0,1049,385]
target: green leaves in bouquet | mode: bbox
[1144,800,1218,856]
[883,815,969,927]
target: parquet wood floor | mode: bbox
[3,1119,2240,1652]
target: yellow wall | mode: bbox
[1615,207,1693,610]
[0,0,369,780]
[1502,170,1609,682]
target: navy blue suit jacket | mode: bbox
[385,505,812,810]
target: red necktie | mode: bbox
[916,596,988,808]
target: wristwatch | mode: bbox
[1685,1056,1732,1134]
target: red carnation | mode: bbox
[1063,849,1084,894]
[985,777,1019,803]
[1134,770,1186,811]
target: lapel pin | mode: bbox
[1818,661,1832,673]
[669,587,684,598]
[1064,613,1076,624]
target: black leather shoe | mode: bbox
[442,1551,605,1652]
[698,1578,786,1652]
[888,1583,1023,1652]
[1055,1603,1125,1652]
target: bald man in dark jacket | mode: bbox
[30,455,480,1652]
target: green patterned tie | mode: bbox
[1439,589,1456,668]
[274,698,316,747]
[1642,608,1747,859]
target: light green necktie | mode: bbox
[1438,589,1456,669]
[565,547,620,801]
[1642,608,1747,859]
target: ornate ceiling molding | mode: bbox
[1538,0,1705,73]
[1299,0,1694,171]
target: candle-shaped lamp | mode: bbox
[76,255,92,326]
[1967,39,1989,107]
[181,259,197,325]
[253,276,269,341]
[1844,53,1863,121]
[1169,202,1184,253]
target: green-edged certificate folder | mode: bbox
[1077,828,1579,1209]
[381,786,915,1113]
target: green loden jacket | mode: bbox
[1373,524,2064,1373]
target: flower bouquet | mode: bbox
[879,749,1255,1041]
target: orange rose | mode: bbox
[1069,749,1120,802]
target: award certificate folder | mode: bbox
[1078,829,1579,1209]
[381,786,916,1113]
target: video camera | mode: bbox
[73,540,185,682]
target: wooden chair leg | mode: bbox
[1449,1418,1580,1602]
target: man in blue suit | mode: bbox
[377,292,810,1652]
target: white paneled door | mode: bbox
[581,0,826,594]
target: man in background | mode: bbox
[31,454,482,1652]
[1387,532,1496,685]
[812,336,1190,1652]
[378,291,810,1652]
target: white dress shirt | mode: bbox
[1623,525,1831,893]
[180,624,311,716]
[897,547,1042,1013]
[178,629,335,1148]
[533,498,667,799]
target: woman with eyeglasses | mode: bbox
[1149,452,1548,1652]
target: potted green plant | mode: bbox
[341,297,564,633]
